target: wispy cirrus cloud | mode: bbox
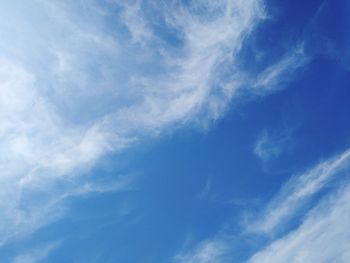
[248,183,350,263]
[252,44,308,94]
[250,148,350,234]
[174,148,350,263]
[175,239,229,263]
[119,1,154,46]
[0,0,308,249]
[254,128,293,162]
[12,241,60,263]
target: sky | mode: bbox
[0,0,349,262]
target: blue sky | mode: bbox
[0,0,349,262]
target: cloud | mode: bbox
[119,1,154,46]
[0,0,307,249]
[254,129,292,162]
[175,238,230,263]
[254,131,280,161]
[250,148,350,234]
[0,58,129,245]
[248,183,350,263]
[174,148,350,263]
[252,44,308,94]
[12,241,60,263]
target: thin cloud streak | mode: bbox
[253,44,308,94]
[174,148,350,263]
[250,148,350,234]
[249,183,350,263]
[12,241,60,263]
[175,238,230,263]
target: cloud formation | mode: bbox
[0,0,307,247]
[253,44,307,93]
[0,0,264,245]
[254,128,292,162]
[175,148,350,263]
[175,238,230,263]
[250,148,350,234]
[12,242,60,263]
[249,183,350,263]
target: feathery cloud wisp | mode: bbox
[0,0,269,244]
[0,0,307,246]
[250,148,350,234]
[249,183,350,263]
[12,241,60,263]
[174,148,350,263]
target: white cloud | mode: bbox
[175,238,230,263]
[12,242,60,263]
[0,0,306,248]
[250,148,350,234]
[253,44,307,93]
[254,129,292,162]
[174,148,350,263]
[119,1,154,45]
[249,183,350,263]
